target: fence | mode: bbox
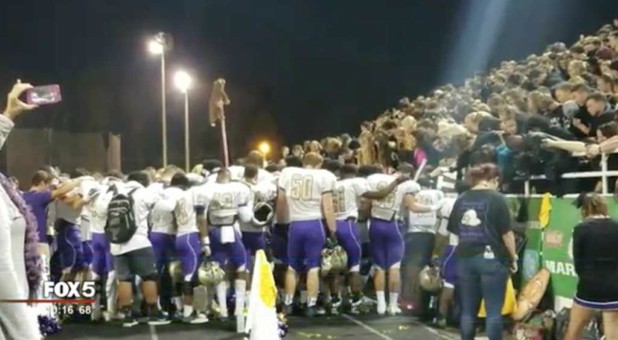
[5,129,121,188]
[505,151,618,312]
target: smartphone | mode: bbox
[26,85,62,105]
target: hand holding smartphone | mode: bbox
[25,85,62,105]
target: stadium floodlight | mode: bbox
[174,70,192,93]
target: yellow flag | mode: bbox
[538,193,552,229]
[259,252,276,308]
[478,278,517,317]
[246,250,280,340]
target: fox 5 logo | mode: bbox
[42,281,96,299]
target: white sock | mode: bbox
[284,294,294,306]
[173,296,183,310]
[183,305,194,318]
[308,297,317,308]
[234,280,246,316]
[193,286,207,313]
[93,293,101,311]
[106,271,118,314]
[376,291,386,313]
[216,282,228,315]
[300,290,308,304]
[389,293,399,308]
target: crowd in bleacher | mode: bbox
[278,21,618,196]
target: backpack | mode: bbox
[104,187,138,244]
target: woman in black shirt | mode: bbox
[565,193,618,340]
[447,163,517,340]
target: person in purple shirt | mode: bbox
[22,170,82,258]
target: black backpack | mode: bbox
[104,187,138,244]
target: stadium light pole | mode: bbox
[148,32,169,167]
[174,70,193,172]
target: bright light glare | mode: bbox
[148,40,164,55]
[258,142,271,155]
[174,70,192,93]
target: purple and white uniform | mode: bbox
[55,195,84,271]
[79,179,99,267]
[333,178,370,272]
[173,187,201,282]
[149,187,179,273]
[88,181,117,276]
[239,180,277,262]
[367,174,420,270]
[437,197,458,288]
[278,167,337,272]
[197,182,253,271]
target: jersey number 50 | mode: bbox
[290,175,314,201]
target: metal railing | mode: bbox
[523,152,618,196]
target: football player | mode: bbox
[277,152,337,317]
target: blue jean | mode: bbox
[457,254,509,340]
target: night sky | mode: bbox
[0,0,616,170]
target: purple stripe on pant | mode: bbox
[92,232,113,276]
[210,227,247,270]
[149,232,176,273]
[175,232,201,280]
[335,219,362,269]
[287,219,326,272]
[441,245,457,288]
[368,218,404,270]
[56,220,85,271]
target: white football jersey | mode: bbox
[367,174,420,220]
[80,181,102,235]
[278,167,337,222]
[196,182,252,225]
[78,178,100,240]
[437,197,458,246]
[86,183,115,234]
[407,189,445,233]
[254,180,277,202]
[150,186,181,235]
[334,177,370,220]
[174,187,200,236]
[228,166,245,181]
[238,180,277,232]
[147,182,165,198]
[55,178,97,225]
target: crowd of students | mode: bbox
[287,21,618,196]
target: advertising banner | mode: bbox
[542,199,579,301]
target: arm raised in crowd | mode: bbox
[51,178,83,200]
[361,176,408,200]
[0,80,37,149]
[0,80,42,338]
